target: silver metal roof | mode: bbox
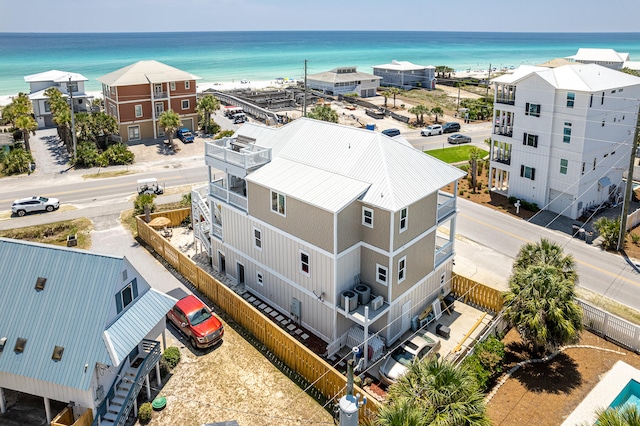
[97,60,201,86]
[237,119,465,211]
[0,238,173,391]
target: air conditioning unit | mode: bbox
[341,290,359,312]
[370,295,384,310]
[353,284,371,305]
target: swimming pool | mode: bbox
[609,379,640,410]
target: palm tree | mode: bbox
[504,263,583,354]
[382,90,391,109]
[381,357,490,426]
[513,238,577,284]
[468,146,483,193]
[15,115,37,152]
[159,110,181,147]
[408,104,429,126]
[594,404,640,426]
[389,88,401,108]
[431,106,444,123]
[306,104,338,123]
[92,111,118,145]
[197,94,221,134]
[377,399,427,426]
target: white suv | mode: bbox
[421,124,443,136]
[12,196,60,217]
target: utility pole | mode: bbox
[617,103,640,251]
[303,59,308,117]
[68,75,77,161]
[485,63,492,97]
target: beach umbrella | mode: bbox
[148,216,172,228]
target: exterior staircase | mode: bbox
[192,186,213,255]
[92,340,161,426]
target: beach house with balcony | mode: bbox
[0,238,176,426]
[488,64,640,220]
[566,48,630,70]
[306,66,382,98]
[191,118,465,355]
[97,60,200,142]
[23,70,92,129]
[373,60,436,90]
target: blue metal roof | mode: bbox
[105,289,176,365]
[0,238,172,391]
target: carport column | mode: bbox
[156,361,162,386]
[0,387,6,413]
[44,397,52,423]
[145,374,151,400]
[133,399,138,418]
[162,329,167,351]
[363,306,369,370]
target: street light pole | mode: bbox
[68,75,77,161]
[617,102,640,251]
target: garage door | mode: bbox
[548,189,573,217]
[180,118,194,131]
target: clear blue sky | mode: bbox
[2,0,640,33]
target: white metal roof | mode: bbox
[566,48,629,63]
[238,119,465,211]
[28,88,90,101]
[96,60,201,86]
[492,63,640,91]
[24,70,88,83]
[372,60,435,71]
[307,68,382,84]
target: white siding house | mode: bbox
[372,60,436,90]
[307,67,382,97]
[489,64,640,220]
[192,118,465,356]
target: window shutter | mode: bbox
[533,135,538,148]
[115,293,122,313]
[536,104,541,115]
[523,133,527,145]
[531,168,536,180]
[525,103,530,115]
[132,278,138,299]
[520,165,524,177]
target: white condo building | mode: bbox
[489,63,640,220]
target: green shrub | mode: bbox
[215,129,235,140]
[459,164,470,172]
[631,233,640,244]
[73,141,105,168]
[508,196,517,205]
[459,190,464,195]
[484,189,489,194]
[138,402,152,423]
[463,335,505,391]
[594,217,622,251]
[159,358,170,377]
[0,147,33,175]
[134,193,157,215]
[162,346,181,369]
[477,182,482,190]
[101,143,134,165]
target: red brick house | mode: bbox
[97,60,200,142]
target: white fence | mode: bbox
[628,207,640,230]
[579,300,640,353]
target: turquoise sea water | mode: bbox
[1,31,640,96]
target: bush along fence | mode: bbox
[136,210,381,418]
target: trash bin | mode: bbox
[67,234,77,247]
[572,224,580,236]
[579,228,585,240]
[585,231,594,244]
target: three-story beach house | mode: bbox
[373,60,436,90]
[97,60,200,142]
[0,238,176,426]
[23,70,92,129]
[191,118,465,356]
[489,63,640,220]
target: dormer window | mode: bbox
[35,277,47,291]
[15,337,27,353]
[52,345,64,361]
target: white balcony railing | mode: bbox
[437,192,456,222]
[435,241,454,266]
[205,139,271,170]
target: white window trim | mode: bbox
[376,264,388,285]
[362,207,374,228]
[256,271,264,286]
[253,227,262,251]
[135,104,142,118]
[170,82,176,91]
[181,99,189,110]
[398,256,406,283]
[185,81,190,90]
[399,207,408,233]
[127,125,141,141]
[270,190,286,216]
[300,250,310,276]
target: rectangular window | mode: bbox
[116,278,138,313]
[300,251,309,275]
[398,256,406,283]
[601,92,605,105]
[253,227,262,250]
[525,102,541,117]
[520,165,536,180]
[256,272,263,286]
[181,99,189,110]
[566,92,575,108]
[376,264,388,285]
[135,104,142,118]
[270,191,286,216]
[523,133,538,147]
[185,81,190,90]
[563,122,572,143]
[44,101,51,113]
[362,207,374,228]
[560,159,568,174]
[127,125,140,141]
[399,208,408,232]
[582,162,585,175]
[170,82,176,91]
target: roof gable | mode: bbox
[24,70,88,83]
[96,60,201,86]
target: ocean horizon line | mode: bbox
[3,30,640,35]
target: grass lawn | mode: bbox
[425,145,488,163]
[0,218,93,249]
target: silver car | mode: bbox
[379,332,441,385]
[12,196,60,217]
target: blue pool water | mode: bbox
[609,379,640,410]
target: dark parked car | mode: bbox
[177,128,194,143]
[167,295,224,349]
[442,122,461,133]
[381,128,401,137]
[447,133,472,144]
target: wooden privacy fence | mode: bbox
[451,273,504,313]
[136,211,380,417]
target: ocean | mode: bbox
[1,31,640,96]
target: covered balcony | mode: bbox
[205,138,272,174]
[435,233,454,267]
[210,175,248,212]
[491,140,512,165]
[437,191,456,223]
[493,110,515,138]
[495,83,516,105]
